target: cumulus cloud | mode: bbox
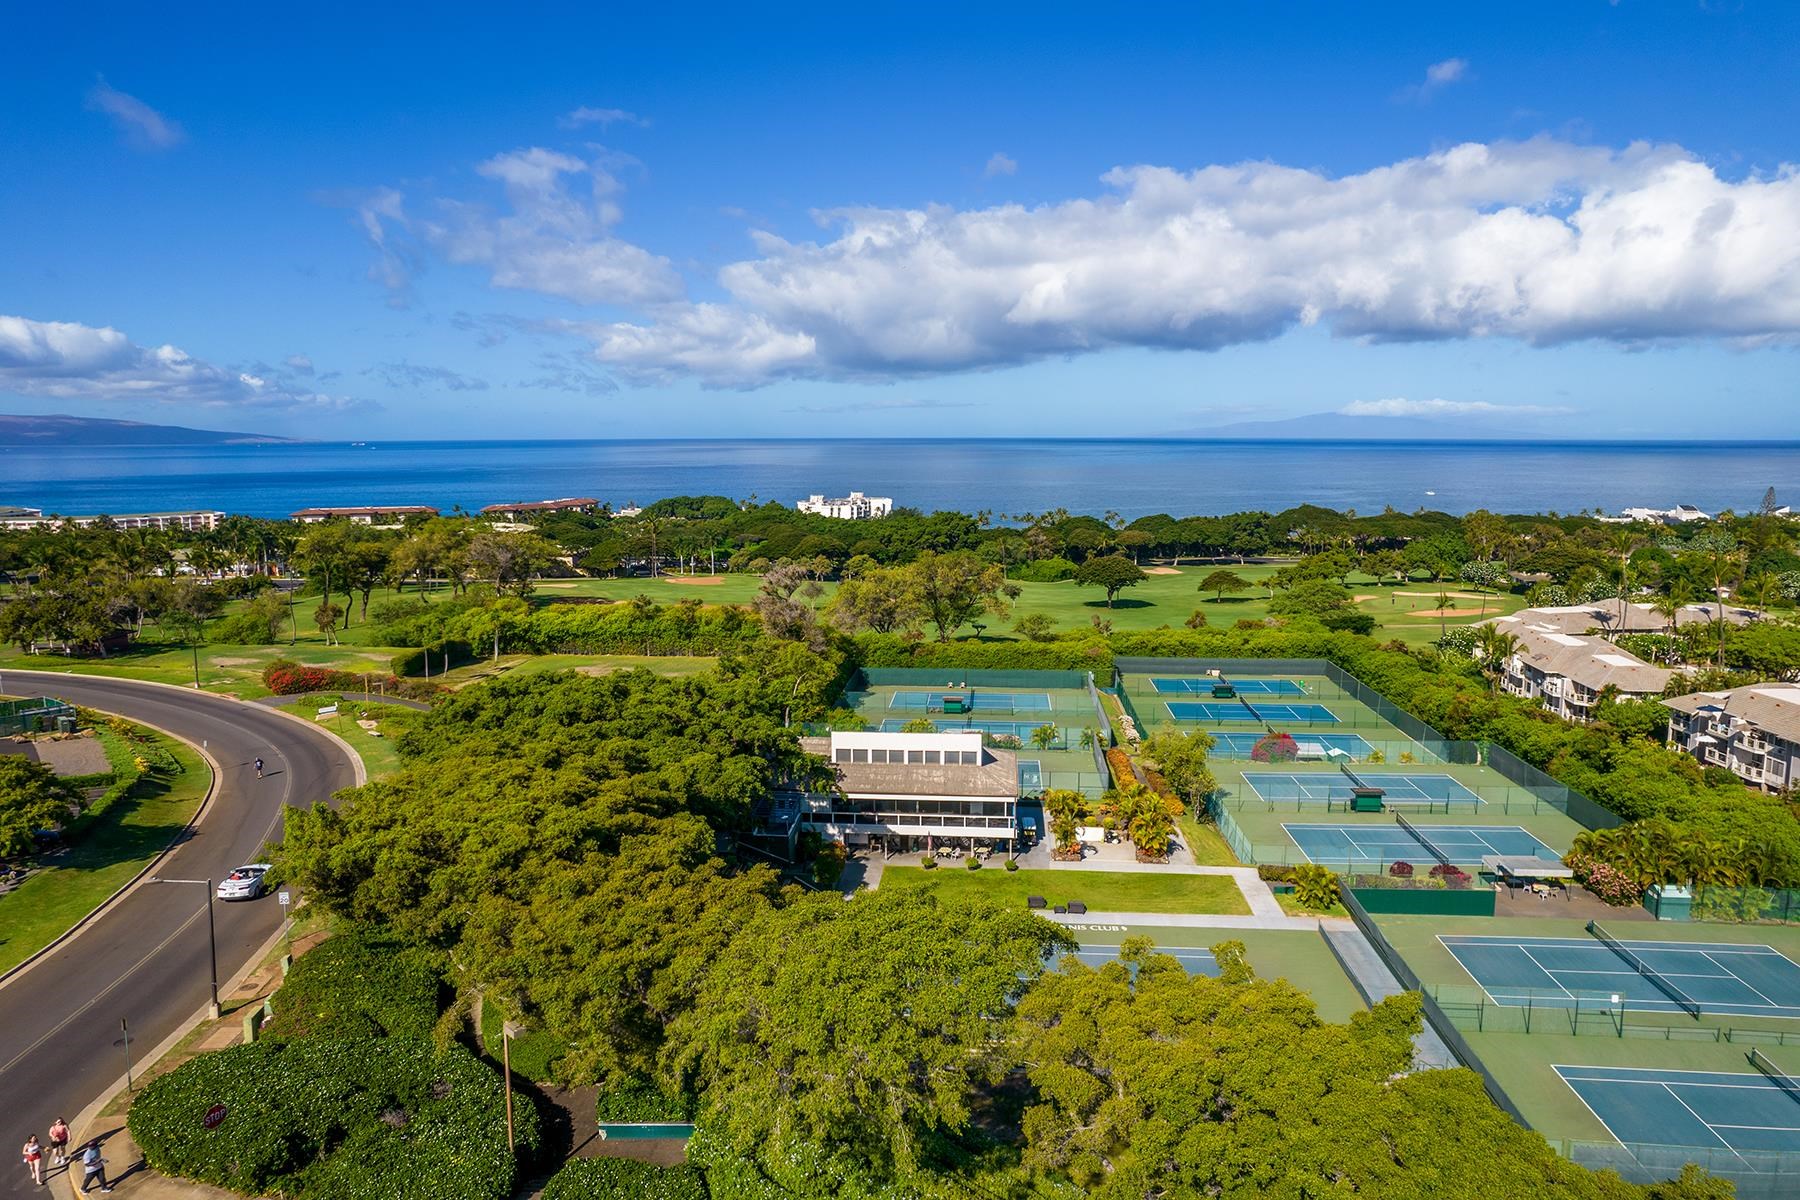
[1396,57,1470,104]
[1339,397,1570,418]
[364,361,490,391]
[571,137,1800,386]
[86,79,185,150]
[984,152,1018,178]
[419,147,683,305]
[0,315,366,411]
[560,106,648,128]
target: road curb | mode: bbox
[0,713,223,994]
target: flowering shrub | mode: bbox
[543,1159,706,1200]
[1428,863,1472,890]
[1565,852,1645,906]
[262,933,441,1041]
[1250,732,1299,763]
[262,660,437,700]
[1388,861,1414,878]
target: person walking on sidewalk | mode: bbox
[21,1135,43,1186]
[79,1141,112,1193]
[47,1119,69,1167]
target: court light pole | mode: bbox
[152,877,221,1019]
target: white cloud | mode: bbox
[560,106,649,129]
[420,147,683,306]
[984,152,1018,178]
[1396,57,1470,104]
[1339,397,1569,418]
[0,315,365,411]
[364,362,490,391]
[573,138,1800,386]
[85,79,185,150]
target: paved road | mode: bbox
[0,673,358,1197]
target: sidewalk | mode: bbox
[1042,908,1330,931]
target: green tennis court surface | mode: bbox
[1208,731,1374,758]
[1166,700,1339,723]
[887,689,1053,711]
[1152,677,1309,695]
[1555,1064,1800,1154]
[1245,770,1482,805]
[1071,944,1220,976]
[1018,759,1043,792]
[1284,821,1555,865]
[1442,934,1800,1019]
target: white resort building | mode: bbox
[758,730,1020,856]
[1664,685,1800,793]
[796,491,894,520]
[1489,618,1672,723]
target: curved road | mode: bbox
[0,672,358,1196]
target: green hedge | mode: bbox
[594,1085,695,1123]
[128,1038,538,1200]
[478,995,568,1084]
[263,933,442,1041]
[542,1158,708,1200]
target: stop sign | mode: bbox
[203,1104,227,1129]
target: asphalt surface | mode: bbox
[0,672,357,1195]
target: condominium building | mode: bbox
[478,497,599,519]
[291,505,439,525]
[766,730,1020,852]
[0,508,224,532]
[1599,505,1713,525]
[1496,600,1752,639]
[1489,618,1672,723]
[1664,685,1800,793]
[796,491,894,520]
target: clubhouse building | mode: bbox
[759,730,1021,856]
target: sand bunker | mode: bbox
[1142,566,1183,576]
[662,575,726,585]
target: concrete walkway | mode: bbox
[1319,924,1457,1070]
[1042,909,1331,931]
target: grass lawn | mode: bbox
[1275,891,1348,919]
[880,865,1250,915]
[1178,814,1241,867]
[433,652,719,689]
[280,696,416,780]
[0,640,406,700]
[0,725,210,975]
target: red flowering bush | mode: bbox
[1249,732,1299,763]
[261,661,438,701]
[1388,860,1414,878]
[1428,863,1472,889]
[1564,852,1644,906]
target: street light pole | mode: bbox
[152,877,221,1018]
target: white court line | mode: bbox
[1660,1084,1747,1161]
[1703,949,1783,1009]
[1519,946,1579,1000]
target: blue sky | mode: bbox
[2,1,1797,439]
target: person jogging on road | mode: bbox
[21,1134,43,1186]
[47,1119,68,1166]
[254,757,264,779]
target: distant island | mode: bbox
[0,413,295,446]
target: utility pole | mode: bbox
[151,878,221,1018]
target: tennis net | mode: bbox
[1394,812,1450,866]
[1587,922,1703,1019]
[1749,1049,1800,1108]
[1340,761,1377,791]
[1237,695,1267,727]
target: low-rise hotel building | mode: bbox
[796,491,893,520]
[1492,620,1672,723]
[479,497,599,519]
[1665,685,1800,793]
[291,505,439,525]
[0,508,224,532]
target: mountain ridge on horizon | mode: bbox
[0,413,295,446]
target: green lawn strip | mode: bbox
[880,865,1250,915]
[0,728,210,975]
[1273,891,1348,920]
[433,652,720,689]
[281,696,415,780]
[1178,813,1240,867]
[0,641,407,700]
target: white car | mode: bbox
[217,864,273,901]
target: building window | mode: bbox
[908,750,924,764]
[870,749,888,764]
[924,751,940,764]
[961,751,980,765]
[835,749,851,763]
[852,748,869,763]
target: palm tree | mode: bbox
[1706,548,1744,665]
[1608,530,1643,605]
[1744,571,1780,620]
[1473,625,1519,692]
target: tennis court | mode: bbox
[1284,821,1556,866]
[1072,944,1220,976]
[1018,760,1042,792]
[878,718,1062,740]
[1208,731,1374,759]
[1151,677,1309,695]
[1165,700,1340,724]
[1441,933,1800,1019]
[887,690,1053,712]
[1554,1064,1800,1155]
[1244,770,1482,805]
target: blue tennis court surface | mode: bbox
[1245,771,1481,805]
[1284,822,1556,866]
[1443,934,1800,1019]
[1166,700,1339,723]
[878,718,1061,740]
[1151,677,1310,695]
[1018,760,1042,792]
[1555,1065,1800,1154]
[1208,731,1374,759]
[887,690,1053,711]
[1072,944,1219,977]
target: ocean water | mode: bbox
[2,438,1797,521]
